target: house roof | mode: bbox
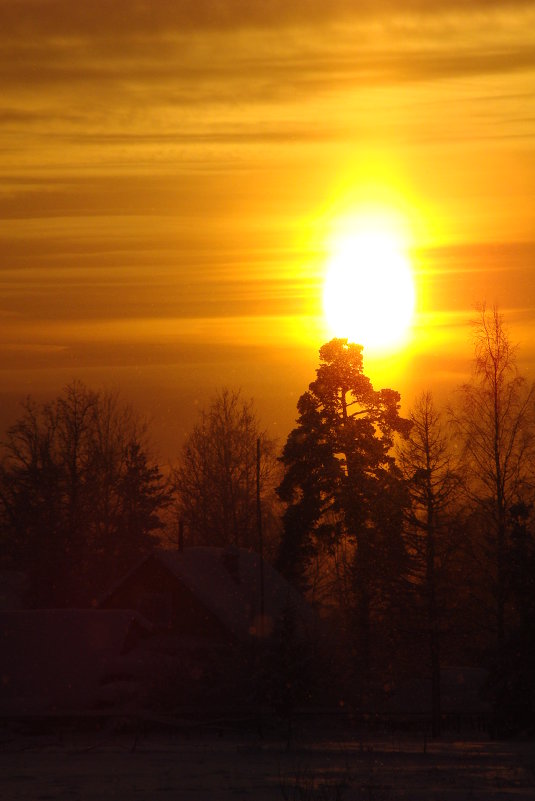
[0,609,151,715]
[103,546,315,642]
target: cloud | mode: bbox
[3,34,535,96]
[1,2,534,103]
[1,1,534,38]
[0,262,315,324]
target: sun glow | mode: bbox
[323,219,415,352]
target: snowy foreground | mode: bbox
[1,724,534,800]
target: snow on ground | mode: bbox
[1,724,534,800]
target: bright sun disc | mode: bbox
[323,228,415,352]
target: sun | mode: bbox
[323,222,415,352]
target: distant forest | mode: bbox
[1,304,535,737]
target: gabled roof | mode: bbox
[102,546,315,642]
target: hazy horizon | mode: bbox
[2,1,535,461]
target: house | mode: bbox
[0,609,152,716]
[100,545,315,643]
[99,546,317,711]
[0,548,315,718]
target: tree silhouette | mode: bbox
[451,305,535,645]
[0,381,171,605]
[277,338,411,696]
[172,388,280,552]
[398,391,461,736]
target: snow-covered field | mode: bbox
[1,724,534,800]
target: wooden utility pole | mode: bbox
[257,438,265,635]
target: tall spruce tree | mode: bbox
[277,338,411,696]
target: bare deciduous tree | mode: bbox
[451,304,535,643]
[172,388,280,553]
[398,391,460,736]
[0,381,171,605]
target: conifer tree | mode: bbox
[277,338,411,694]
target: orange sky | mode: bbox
[1,1,535,460]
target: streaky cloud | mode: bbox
[1,0,534,37]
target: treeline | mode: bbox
[274,305,535,736]
[1,304,535,734]
[0,384,281,606]
[0,385,173,606]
